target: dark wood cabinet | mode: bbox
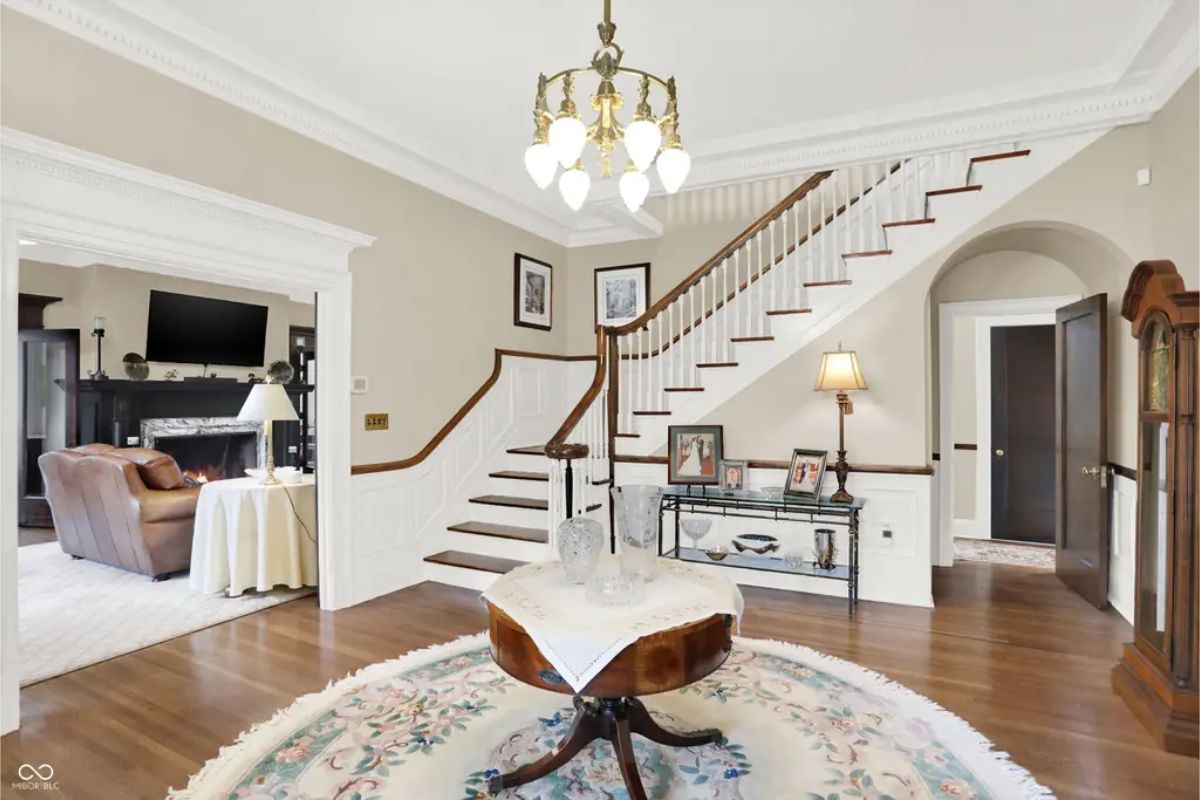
[1112,259,1198,757]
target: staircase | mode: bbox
[421,131,1103,588]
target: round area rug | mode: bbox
[169,634,1052,799]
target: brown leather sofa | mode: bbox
[38,444,201,580]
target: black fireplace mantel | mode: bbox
[78,379,312,465]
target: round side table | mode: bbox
[486,601,733,800]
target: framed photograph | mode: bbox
[514,253,553,331]
[668,425,723,485]
[784,448,828,499]
[595,262,650,328]
[719,459,747,492]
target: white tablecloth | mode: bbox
[189,477,318,596]
[483,558,744,692]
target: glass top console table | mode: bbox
[659,485,863,616]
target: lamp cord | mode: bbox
[279,480,317,544]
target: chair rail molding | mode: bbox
[4,0,1196,246]
[0,128,375,734]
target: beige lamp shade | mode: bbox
[238,383,300,422]
[815,349,868,392]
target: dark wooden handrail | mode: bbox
[545,327,608,460]
[612,170,833,336]
[351,350,595,475]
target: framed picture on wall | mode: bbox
[784,448,828,500]
[595,262,650,328]
[514,254,553,331]
[667,424,723,485]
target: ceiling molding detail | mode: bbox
[4,0,1197,247]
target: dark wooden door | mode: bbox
[18,328,80,527]
[991,325,1056,543]
[1055,294,1109,607]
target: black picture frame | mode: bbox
[594,262,651,329]
[667,424,724,485]
[513,253,553,331]
[784,448,828,499]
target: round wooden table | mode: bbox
[486,601,733,799]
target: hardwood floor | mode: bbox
[2,563,1196,799]
[17,527,55,547]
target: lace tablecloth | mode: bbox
[483,558,744,692]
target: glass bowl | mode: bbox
[586,571,646,607]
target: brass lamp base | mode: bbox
[258,421,280,486]
[831,392,854,503]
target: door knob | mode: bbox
[1082,466,1102,478]
[994,448,1005,457]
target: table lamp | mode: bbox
[814,344,868,503]
[238,383,299,485]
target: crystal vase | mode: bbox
[557,516,604,584]
[611,484,663,582]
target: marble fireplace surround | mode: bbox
[141,416,267,472]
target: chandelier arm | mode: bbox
[545,66,671,92]
[613,67,672,91]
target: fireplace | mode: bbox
[141,417,266,483]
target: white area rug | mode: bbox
[18,542,313,686]
[171,633,1053,799]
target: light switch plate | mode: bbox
[351,375,369,394]
[1137,167,1152,186]
[364,413,389,431]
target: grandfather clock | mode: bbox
[1112,260,1198,756]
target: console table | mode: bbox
[659,486,863,615]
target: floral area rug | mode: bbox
[170,634,1052,799]
[954,538,1055,569]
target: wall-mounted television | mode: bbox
[145,290,269,366]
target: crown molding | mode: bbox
[4,0,1196,248]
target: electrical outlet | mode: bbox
[364,413,389,431]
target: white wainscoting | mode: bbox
[347,356,590,605]
[1108,470,1136,624]
[615,463,934,608]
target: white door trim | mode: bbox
[0,128,375,733]
[935,295,1079,565]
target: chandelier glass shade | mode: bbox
[524,0,690,213]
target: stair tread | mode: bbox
[615,432,641,438]
[489,470,549,482]
[664,386,704,392]
[842,250,891,259]
[731,336,774,342]
[805,280,853,288]
[585,503,603,512]
[592,478,612,486]
[927,184,982,197]
[447,520,548,543]
[507,445,546,456]
[469,494,548,510]
[882,218,935,228]
[765,308,812,316]
[970,149,1031,163]
[697,362,739,368]
[633,410,672,416]
[425,550,525,574]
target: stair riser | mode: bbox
[424,561,501,590]
[464,502,548,528]
[485,477,549,498]
[500,452,551,472]
[441,530,550,561]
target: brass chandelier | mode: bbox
[524,0,690,213]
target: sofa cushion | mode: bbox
[110,447,186,490]
[71,443,117,456]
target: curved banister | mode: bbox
[351,349,595,475]
[545,326,608,460]
[612,170,833,336]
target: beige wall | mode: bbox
[1,9,567,464]
[19,260,314,380]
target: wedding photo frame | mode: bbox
[514,253,553,330]
[667,424,724,485]
[784,448,828,499]
[719,459,747,491]
[594,262,650,328]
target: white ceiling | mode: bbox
[8,0,1197,245]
